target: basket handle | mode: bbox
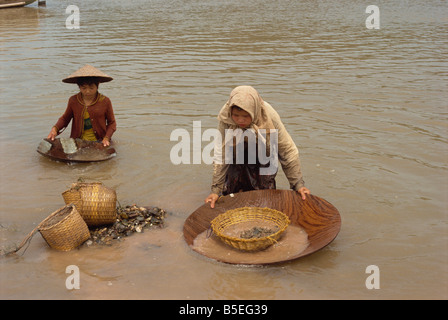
[2,225,39,257]
[1,204,76,257]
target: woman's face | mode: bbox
[231,107,252,128]
[79,83,98,100]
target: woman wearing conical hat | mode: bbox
[205,86,310,208]
[47,64,116,147]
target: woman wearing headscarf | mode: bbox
[205,86,310,208]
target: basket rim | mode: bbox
[39,204,79,231]
[62,181,104,193]
[210,207,290,244]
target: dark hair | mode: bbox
[231,105,244,112]
[76,77,100,87]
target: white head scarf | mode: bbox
[217,86,275,132]
[216,86,277,164]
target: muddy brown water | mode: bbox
[0,0,447,299]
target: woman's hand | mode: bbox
[298,187,310,200]
[47,127,57,141]
[205,193,220,208]
[102,137,110,147]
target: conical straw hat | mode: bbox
[62,64,113,83]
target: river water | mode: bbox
[0,0,447,300]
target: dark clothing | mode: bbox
[223,163,277,195]
[222,137,277,195]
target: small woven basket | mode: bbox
[210,207,290,251]
[39,204,90,251]
[62,182,117,226]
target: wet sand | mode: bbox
[192,225,309,265]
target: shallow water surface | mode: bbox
[0,0,447,299]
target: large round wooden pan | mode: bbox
[37,138,116,163]
[183,189,341,265]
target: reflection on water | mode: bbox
[1,0,447,299]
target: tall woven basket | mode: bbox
[39,204,90,251]
[62,182,117,227]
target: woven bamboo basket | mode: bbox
[3,204,90,255]
[62,182,117,226]
[39,204,90,251]
[210,207,290,251]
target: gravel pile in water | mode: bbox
[85,204,167,246]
